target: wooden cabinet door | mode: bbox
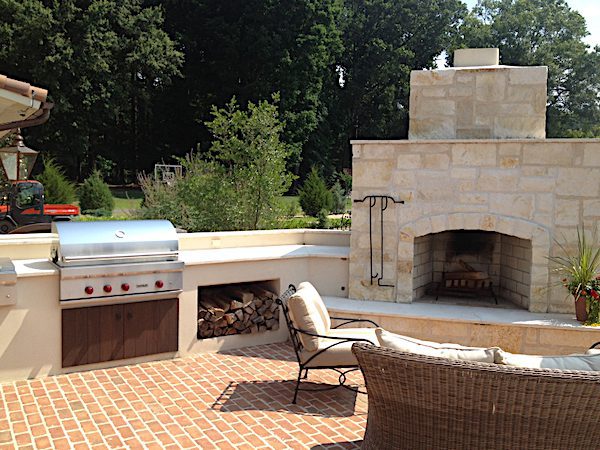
[123,299,178,359]
[62,308,89,368]
[63,299,178,367]
[62,305,124,367]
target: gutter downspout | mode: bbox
[0,102,54,132]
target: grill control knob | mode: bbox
[85,286,94,295]
[103,285,112,293]
[121,283,130,292]
[155,280,164,288]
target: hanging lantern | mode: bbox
[0,130,38,181]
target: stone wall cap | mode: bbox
[411,65,547,74]
[350,138,600,145]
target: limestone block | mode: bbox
[409,117,456,140]
[406,143,452,154]
[449,85,473,97]
[353,160,394,188]
[583,200,600,218]
[422,87,448,97]
[392,170,417,188]
[452,143,496,166]
[456,100,474,127]
[494,116,545,139]
[500,157,520,168]
[470,324,523,354]
[535,194,553,214]
[518,177,556,192]
[430,215,448,233]
[449,168,475,179]
[352,145,362,159]
[477,169,519,191]
[456,128,493,139]
[397,241,414,260]
[410,69,455,86]
[462,213,481,230]
[522,143,573,166]
[475,72,506,102]
[556,168,600,196]
[490,193,534,219]
[459,193,488,205]
[495,216,516,236]
[498,143,522,156]
[454,48,500,67]
[422,153,450,170]
[555,199,580,226]
[583,144,600,167]
[508,66,548,85]
[396,154,422,169]
[360,144,398,159]
[480,214,497,231]
[447,214,465,230]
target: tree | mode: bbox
[155,0,343,174]
[35,158,77,204]
[299,167,333,217]
[455,0,600,137]
[0,0,183,180]
[78,171,114,215]
[140,96,294,231]
[304,0,467,177]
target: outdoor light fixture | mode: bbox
[0,129,38,181]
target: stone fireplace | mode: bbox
[349,49,600,313]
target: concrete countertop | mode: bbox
[324,296,599,331]
[13,244,350,277]
[180,244,349,266]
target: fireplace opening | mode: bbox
[197,280,280,339]
[413,231,531,308]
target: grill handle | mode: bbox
[59,251,178,263]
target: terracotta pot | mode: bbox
[575,295,588,322]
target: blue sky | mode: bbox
[462,0,600,47]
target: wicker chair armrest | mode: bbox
[330,317,379,328]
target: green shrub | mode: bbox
[330,181,346,214]
[298,167,333,217]
[139,95,294,231]
[35,158,76,204]
[316,209,329,229]
[79,171,114,215]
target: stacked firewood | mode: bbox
[197,284,279,339]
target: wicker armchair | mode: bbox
[352,343,600,450]
[277,283,378,404]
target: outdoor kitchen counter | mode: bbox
[12,258,57,277]
[179,244,349,265]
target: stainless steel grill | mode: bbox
[52,220,183,306]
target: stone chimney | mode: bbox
[408,48,547,140]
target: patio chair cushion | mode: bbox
[300,328,378,368]
[496,350,600,371]
[288,284,329,352]
[298,281,331,331]
[375,328,498,363]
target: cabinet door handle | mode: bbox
[126,312,133,320]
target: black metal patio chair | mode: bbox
[276,283,379,404]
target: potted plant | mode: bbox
[548,228,600,323]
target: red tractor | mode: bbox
[0,180,79,233]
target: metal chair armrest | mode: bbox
[589,341,600,349]
[330,317,379,328]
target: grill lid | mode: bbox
[52,220,179,267]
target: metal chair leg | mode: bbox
[302,368,309,379]
[292,368,303,404]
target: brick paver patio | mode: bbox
[0,343,367,449]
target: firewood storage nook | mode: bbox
[197,281,279,339]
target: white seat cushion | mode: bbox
[497,350,600,371]
[300,328,378,368]
[375,328,499,363]
[288,284,329,352]
[297,281,331,331]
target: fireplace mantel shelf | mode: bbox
[324,296,599,332]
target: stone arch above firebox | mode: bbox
[396,213,551,312]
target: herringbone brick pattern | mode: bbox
[0,343,366,449]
